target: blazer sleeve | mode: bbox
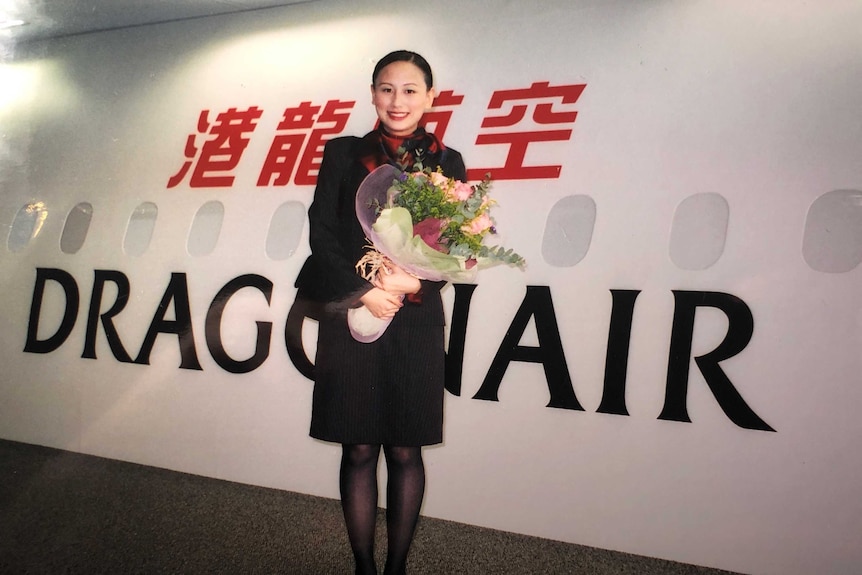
[442,148,467,182]
[301,138,372,306]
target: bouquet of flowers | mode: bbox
[348,163,524,342]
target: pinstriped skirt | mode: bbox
[309,298,445,446]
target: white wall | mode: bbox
[1,1,861,573]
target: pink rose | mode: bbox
[462,213,493,235]
[449,181,473,201]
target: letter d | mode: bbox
[23,268,79,354]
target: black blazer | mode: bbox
[295,131,467,310]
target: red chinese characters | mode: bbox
[258,99,355,187]
[167,81,586,189]
[167,107,264,188]
[466,82,586,181]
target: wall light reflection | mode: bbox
[0,60,40,110]
[7,201,48,252]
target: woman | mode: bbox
[295,50,466,574]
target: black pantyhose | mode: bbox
[340,444,426,575]
[382,445,425,575]
[341,444,381,575]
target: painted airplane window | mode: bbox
[124,202,158,257]
[802,189,862,273]
[8,201,48,253]
[187,201,224,257]
[669,192,728,271]
[541,195,595,267]
[266,201,306,260]
[60,202,93,254]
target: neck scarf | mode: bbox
[360,126,444,174]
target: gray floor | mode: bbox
[0,439,743,574]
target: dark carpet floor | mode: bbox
[0,439,743,574]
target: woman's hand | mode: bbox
[373,262,421,295]
[359,287,403,319]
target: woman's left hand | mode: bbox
[373,261,421,295]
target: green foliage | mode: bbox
[391,175,459,221]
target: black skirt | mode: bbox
[309,295,445,446]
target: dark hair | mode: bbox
[372,50,434,89]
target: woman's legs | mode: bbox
[340,444,426,575]
[382,445,425,575]
[341,444,382,575]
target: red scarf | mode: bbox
[360,127,444,174]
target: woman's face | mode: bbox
[371,61,435,137]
